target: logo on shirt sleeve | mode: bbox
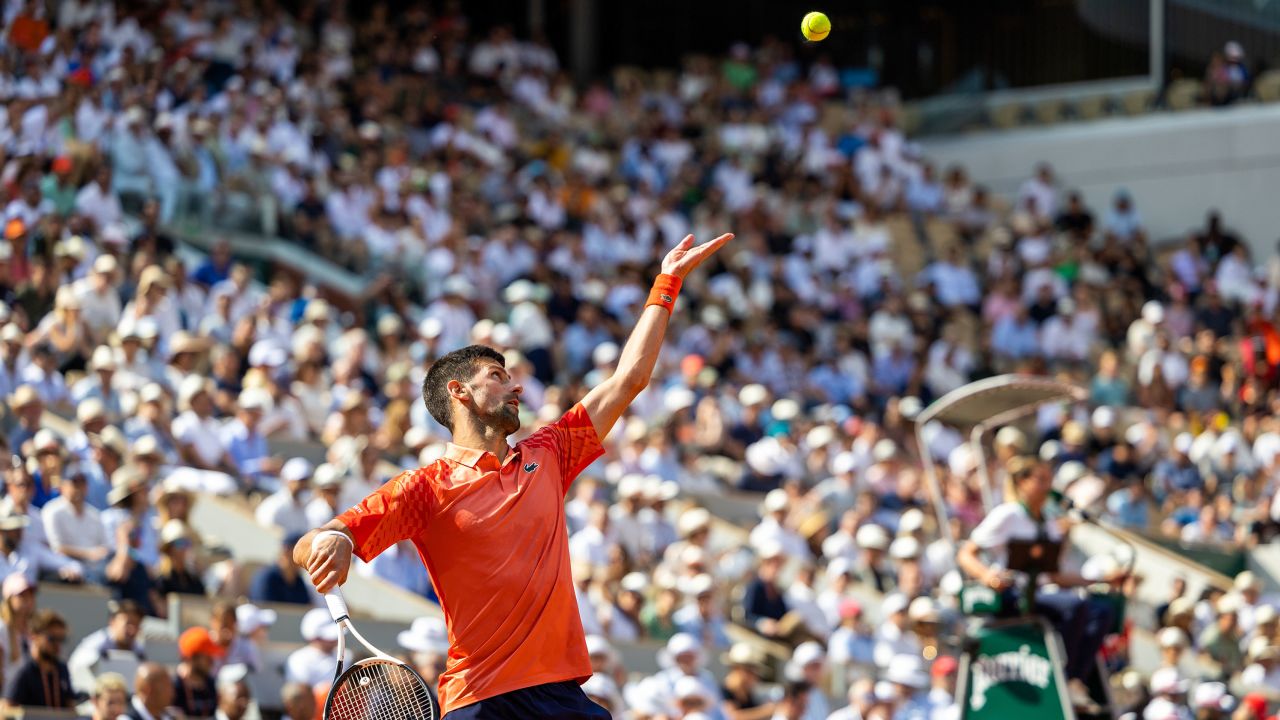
[523,462,539,473]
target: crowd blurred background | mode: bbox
[1,1,1280,719]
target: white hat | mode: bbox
[313,464,343,489]
[806,425,835,449]
[1255,604,1278,625]
[948,445,978,477]
[1157,627,1187,649]
[1234,571,1260,592]
[1039,439,1061,462]
[677,508,711,537]
[236,604,278,635]
[617,474,645,498]
[301,608,340,642]
[1173,433,1193,454]
[889,536,921,560]
[238,388,273,411]
[881,592,910,617]
[1191,682,1231,711]
[791,641,825,666]
[872,439,897,463]
[659,633,703,669]
[1149,667,1189,696]
[855,524,890,551]
[403,427,431,449]
[1216,593,1241,615]
[1142,301,1164,324]
[591,342,619,366]
[248,340,288,368]
[908,596,939,622]
[995,426,1026,450]
[885,654,928,688]
[585,634,615,661]
[76,398,106,424]
[1091,407,1116,429]
[664,387,696,413]
[738,384,769,406]
[673,675,709,701]
[762,488,789,514]
[771,398,800,421]
[899,508,925,534]
[620,572,648,593]
[756,540,785,561]
[139,383,166,404]
[684,574,715,597]
[580,673,621,708]
[832,452,857,475]
[397,617,448,654]
[1143,698,1183,720]
[827,557,853,578]
[131,434,162,458]
[280,458,313,483]
[442,276,474,299]
[159,519,194,547]
[418,317,443,339]
[1054,461,1087,491]
[177,375,211,412]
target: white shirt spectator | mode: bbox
[172,410,226,468]
[42,496,108,556]
[748,517,812,562]
[256,490,313,538]
[284,644,348,688]
[74,178,123,231]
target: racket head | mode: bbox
[323,657,437,720]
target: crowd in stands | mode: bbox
[0,0,1279,719]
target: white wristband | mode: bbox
[314,530,353,550]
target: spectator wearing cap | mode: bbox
[232,603,277,674]
[1241,635,1280,687]
[741,542,792,641]
[71,254,122,345]
[18,342,69,409]
[28,287,93,373]
[785,641,829,720]
[1,609,73,710]
[654,633,724,717]
[0,573,37,686]
[304,463,346,529]
[0,326,27,400]
[608,474,649,564]
[172,376,236,475]
[219,387,282,491]
[155,519,204,596]
[675,574,731,650]
[213,663,252,720]
[1198,594,1244,678]
[256,458,314,537]
[249,532,312,606]
[719,642,774,718]
[41,467,111,573]
[1156,626,1189,671]
[811,452,860,528]
[398,617,448,708]
[285,608,347,688]
[174,626,222,717]
[67,397,108,467]
[71,348,121,420]
[872,593,920,668]
[853,523,894,594]
[749,489,811,562]
[67,599,146,694]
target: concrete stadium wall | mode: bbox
[924,104,1280,256]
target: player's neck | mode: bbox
[450,420,511,461]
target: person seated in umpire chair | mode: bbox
[957,455,1128,713]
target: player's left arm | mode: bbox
[581,233,733,439]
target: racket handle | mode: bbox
[324,588,351,623]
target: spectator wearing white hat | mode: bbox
[853,523,894,594]
[256,458,314,537]
[219,387,281,491]
[639,476,679,562]
[172,376,236,474]
[569,501,616,571]
[1197,594,1244,678]
[580,673,622,718]
[720,642,774,719]
[811,452,860,526]
[883,654,931,717]
[674,574,731,650]
[654,633,723,719]
[284,608,349,688]
[873,593,921,668]
[1232,572,1263,636]
[749,489,811,562]
[231,603,277,673]
[741,542,792,642]
[1156,626,1189,671]
[398,617,449,708]
[785,641,830,720]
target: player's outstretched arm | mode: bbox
[582,233,733,439]
[293,520,356,594]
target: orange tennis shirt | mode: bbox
[337,402,604,714]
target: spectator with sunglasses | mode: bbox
[1,609,74,710]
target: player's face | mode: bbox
[463,360,523,434]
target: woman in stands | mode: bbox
[957,455,1123,711]
[0,573,36,689]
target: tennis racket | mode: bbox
[322,589,438,720]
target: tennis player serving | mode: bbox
[294,232,733,719]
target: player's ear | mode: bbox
[446,379,470,404]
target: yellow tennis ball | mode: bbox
[801,11,830,42]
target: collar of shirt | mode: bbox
[442,442,519,471]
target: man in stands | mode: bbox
[1,609,74,709]
[173,627,223,718]
[89,672,129,720]
[67,599,146,694]
[123,662,178,720]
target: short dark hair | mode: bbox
[31,609,67,636]
[422,345,506,431]
[108,599,143,619]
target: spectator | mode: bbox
[213,665,252,720]
[173,626,222,718]
[397,617,448,710]
[219,388,281,491]
[0,507,83,584]
[0,573,35,687]
[231,603,277,673]
[41,470,110,573]
[741,542,792,642]
[67,599,146,695]
[249,533,312,606]
[155,520,205,596]
[89,672,129,720]
[285,608,346,688]
[1,609,73,710]
[123,662,178,720]
[719,642,774,719]
[256,458,314,537]
[280,682,317,720]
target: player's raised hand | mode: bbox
[660,233,734,279]
[303,530,354,594]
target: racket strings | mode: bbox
[328,660,435,720]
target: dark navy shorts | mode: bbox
[443,680,610,719]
